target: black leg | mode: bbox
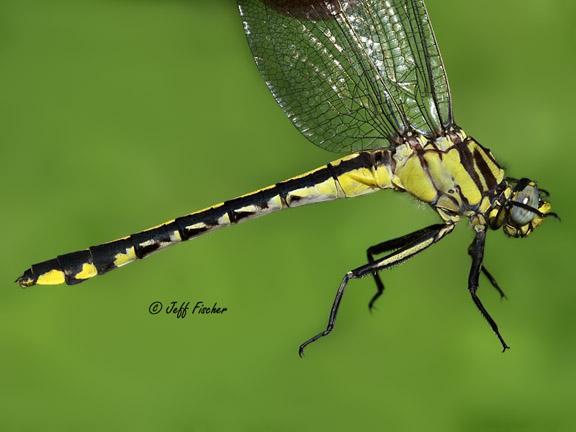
[366,225,444,311]
[298,271,352,357]
[468,230,510,352]
[298,223,455,357]
[467,244,507,299]
[480,266,506,299]
[366,250,384,312]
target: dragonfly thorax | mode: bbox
[389,131,506,223]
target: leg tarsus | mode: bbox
[367,285,383,313]
[299,272,353,357]
[470,292,510,351]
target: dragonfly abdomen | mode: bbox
[17,150,396,287]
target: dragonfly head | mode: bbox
[494,178,558,238]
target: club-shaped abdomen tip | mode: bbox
[15,268,35,288]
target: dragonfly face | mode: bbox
[489,179,555,238]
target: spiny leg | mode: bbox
[467,244,507,299]
[468,229,510,352]
[299,223,455,357]
[298,271,352,357]
[366,224,448,311]
[480,266,506,299]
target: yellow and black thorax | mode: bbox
[376,128,506,226]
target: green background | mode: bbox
[1,0,575,430]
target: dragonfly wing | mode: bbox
[238,0,454,153]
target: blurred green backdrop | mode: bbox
[1,0,575,431]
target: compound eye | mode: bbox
[510,185,539,225]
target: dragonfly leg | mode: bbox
[366,224,448,311]
[468,230,510,352]
[467,244,507,299]
[299,223,455,357]
[366,248,385,311]
[298,271,353,357]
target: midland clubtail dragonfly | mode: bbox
[17,0,558,355]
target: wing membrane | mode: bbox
[238,0,453,152]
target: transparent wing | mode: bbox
[238,0,453,153]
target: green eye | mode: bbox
[510,186,539,225]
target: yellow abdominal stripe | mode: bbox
[286,180,340,205]
[36,269,66,285]
[373,163,393,189]
[75,263,98,280]
[36,263,98,285]
[313,178,341,198]
[114,247,137,267]
[337,168,381,197]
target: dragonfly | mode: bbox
[17,0,558,355]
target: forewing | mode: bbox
[238,0,453,153]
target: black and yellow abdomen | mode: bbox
[16,150,397,287]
